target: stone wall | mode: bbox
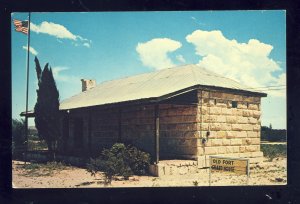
[120,105,155,155]
[90,107,119,152]
[113,104,198,159]
[159,104,198,159]
[65,103,199,159]
[196,90,263,161]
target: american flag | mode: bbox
[13,19,29,35]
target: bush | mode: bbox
[261,144,287,161]
[12,119,26,159]
[87,143,151,185]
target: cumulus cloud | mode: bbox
[186,29,285,97]
[31,21,76,40]
[136,38,182,70]
[22,46,38,55]
[52,66,80,83]
[30,21,91,47]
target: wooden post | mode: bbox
[154,104,160,164]
[209,156,211,186]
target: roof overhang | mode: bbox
[59,85,267,112]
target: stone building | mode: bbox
[58,64,266,174]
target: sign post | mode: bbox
[209,156,249,186]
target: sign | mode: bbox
[210,156,248,175]
[209,156,249,185]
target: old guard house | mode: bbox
[56,64,267,175]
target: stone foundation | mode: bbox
[149,160,198,177]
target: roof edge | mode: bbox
[60,85,267,111]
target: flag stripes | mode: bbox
[13,19,29,35]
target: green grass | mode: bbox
[19,161,70,177]
[261,144,287,161]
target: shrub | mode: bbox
[261,144,287,161]
[125,145,151,175]
[87,143,151,185]
[12,119,26,159]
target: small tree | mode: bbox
[12,118,26,159]
[34,57,60,160]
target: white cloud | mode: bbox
[31,21,77,40]
[176,55,186,63]
[30,21,92,47]
[186,29,285,97]
[52,66,80,83]
[22,46,38,55]
[83,42,91,48]
[136,38,182,70]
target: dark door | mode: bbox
[74,118,83,148]
[62,116,69,150]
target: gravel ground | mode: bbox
[12,157,286,188]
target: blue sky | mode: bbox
[11,11,286,129]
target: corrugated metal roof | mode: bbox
[60,64,266,110]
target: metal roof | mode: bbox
[60,64,266,110]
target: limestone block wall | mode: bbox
[66,108,120,155]
[159,104,198,159]
[90,108,119,152]
[66,103,199,159]
[196,90,262,158]
[120,105,155,155]
[118,104,198,159]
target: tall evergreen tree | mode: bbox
[34,57,60,159]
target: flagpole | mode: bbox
[24,12,31,163]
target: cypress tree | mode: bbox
[34,57,60,159]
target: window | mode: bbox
[232,101,238,108]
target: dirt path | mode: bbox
[12,157,286,188]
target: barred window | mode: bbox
[232,101,238,108]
